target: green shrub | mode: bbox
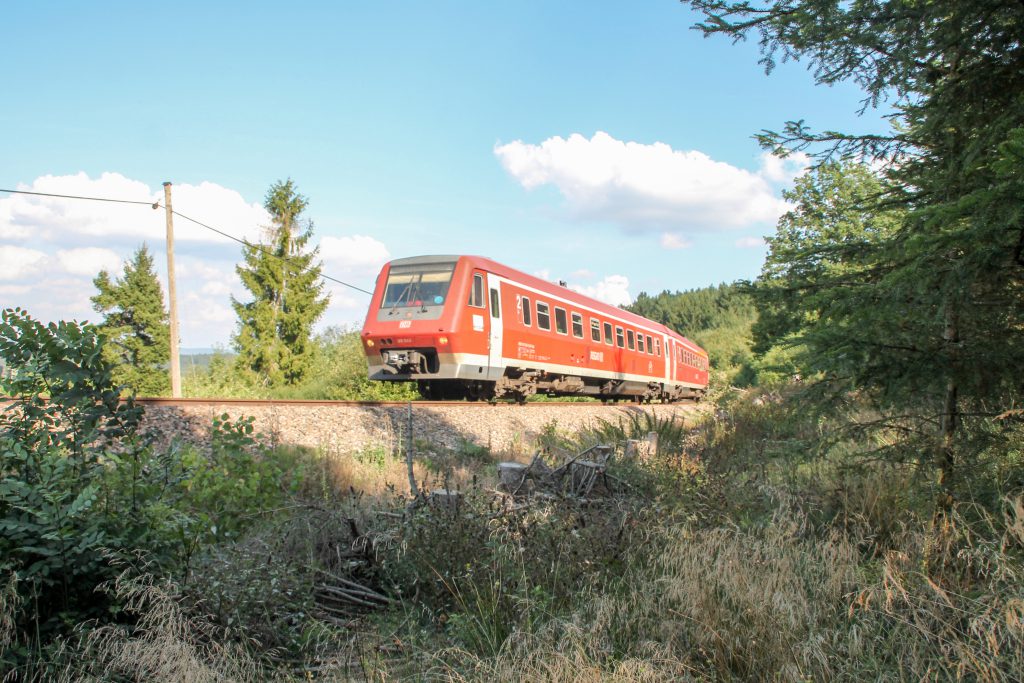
[180,414,307,546]
[0,309,195,673]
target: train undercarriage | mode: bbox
[414,367,704,404]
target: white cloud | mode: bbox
[0,173,269,245]
[495,132,807,238]
[570,274,632,308]
[758,151,810,183]
[319,234,390,275]
[660,233,692,250]
[735,236,766,248]
[56,247,122,276]
[200,280,233,297]
[571,268,593,279]
[0,245,47,280]
[0,172,386,347]
[0,284,32,297]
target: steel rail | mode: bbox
[133,397,651,408]
[1,396,676,408]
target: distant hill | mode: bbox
[181,349,234,374]
[626,282,757,383]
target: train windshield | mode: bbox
[380,262,456,316]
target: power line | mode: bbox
[166,207,374,295]
[0,186,374,296]
[0,187,155,206]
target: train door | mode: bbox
[485,273,504,380]
[665,337,674,382]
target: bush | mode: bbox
[0,309,319,675]
[0,309,185,659]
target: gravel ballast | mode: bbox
[141,402,699,456]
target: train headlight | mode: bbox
[366,339,375,348]
[438,336,449,345]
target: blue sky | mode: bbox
[1,1,889,347]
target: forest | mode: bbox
[3,1,1024,680]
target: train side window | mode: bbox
[489,289,500,318]
[655,339,661,356]
[638,334,645,353]
[615,326,625,348]
[571,312,584,338]
[603,322,613,345]
[646,335,654,354]
[521,296,532,326]
[590,318,601,342]
[536,302,551,330]
[469,274,484,307]
[554,307,568,335]
[627,330,635,350]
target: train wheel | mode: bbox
[417,380,436,400]
[465,381,495,402]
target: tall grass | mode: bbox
[435,498,1024,681]
[8,387,1023,682]
[76,572,258,683]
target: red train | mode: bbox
[360,255,709,402]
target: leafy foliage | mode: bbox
[628,282,758,384]
[232,179,329,387]
[0,308,314,674]
[181,414,307,545]
[751,162,902,355]
[273,327,417,401]
[184,328,418,401]
[0,308,162,649]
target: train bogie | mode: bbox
[360,255,709,402]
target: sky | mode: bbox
[0,1,890,349]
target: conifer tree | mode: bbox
[685,0,1024,491]
[232,179,329,386]
[91,244,171,396]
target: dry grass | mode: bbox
[315,441,504,499]
[9,394,1023,682]
[0,572,17,654]
[70,572,260,683]
[423,496,1024,682]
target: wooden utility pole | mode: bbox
[163,182,182,397]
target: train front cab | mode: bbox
[361,256,501,399]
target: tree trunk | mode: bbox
[937,298,959,506]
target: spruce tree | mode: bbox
[91,244,171,396]
[685,0,1024,491]
[232,179,329,386]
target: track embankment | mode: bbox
[137,400,699,455]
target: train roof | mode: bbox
[384,254,707,356]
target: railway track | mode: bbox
[131,397,675,408]
[3,396,697,454]
[3,396,696,409]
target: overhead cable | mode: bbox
[0,186,374,296]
